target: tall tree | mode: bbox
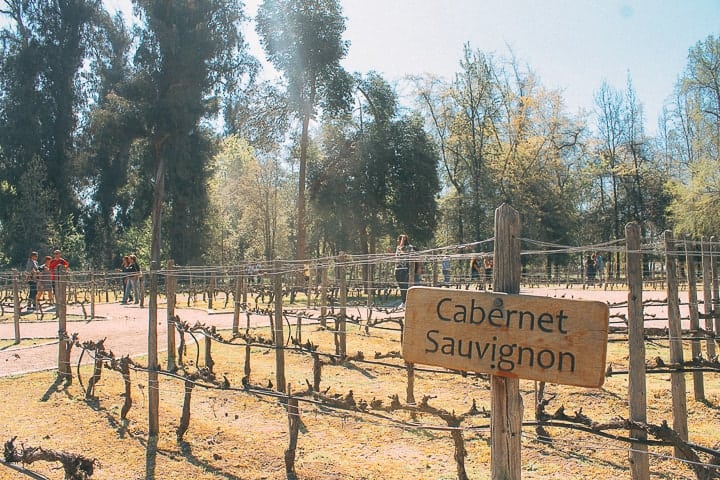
[256,0,352,260]
[80,11,137,267]
[0,0,102,265]
[120,0,256,266]
[665,35,720,235]
[310,73,440,254]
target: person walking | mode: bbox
[122,254,141,304]
[25,251,39,311]
[586,254,597,286]
[441,257,451,284]
[394,234,413,306]
[119,256,133,303]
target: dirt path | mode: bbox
[0,285,694,378]
[0,302,272,377]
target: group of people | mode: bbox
[24,249,69,311]
[394,234,422,306]
[119,254,142,304]
[470,255,493,283]
[395,234,498,306]
[585,252,604,285]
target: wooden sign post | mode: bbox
[402,204,609,479]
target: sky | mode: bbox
[104,0,720,132]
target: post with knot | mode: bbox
[56,267,71,381]
[664,230,689,457]
[148,259,160,436]
[233,266,242,337]
[490,203,522,480]
[166,259,177,372]
[700,237,716,359]
[12,269,20,344]
[274,259,286,393]
[626,221,649,479]
[338,252,347,359]
[712,236,720,338]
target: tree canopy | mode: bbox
[0,4,717,268]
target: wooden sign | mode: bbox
[402,287,610,388]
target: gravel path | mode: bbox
[0,302,269,377]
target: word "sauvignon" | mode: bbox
[425,330,576,373]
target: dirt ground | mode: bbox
[0,284,715,480]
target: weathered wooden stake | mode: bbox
[491,203,522,480]
[665,231,689,457]
[12,270,20,344]
[320,264,328,328]
[626,222,649,479]
[208,272,216,310]
[166,260,177,372]
[684,238,704,401]
[90,270,96,319]
[232,272,241,336]
[148,260,160,436]
[57,268,71,380]
[312,353,322,391]
[274,260,286,393]
[701,237,716,359]
[712,236,720,346]
[284,389,300,480]
[338,253,347,358]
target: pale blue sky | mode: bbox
[105,0,720,132]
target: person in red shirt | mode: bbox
[49,249,69,301]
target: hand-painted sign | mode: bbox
[402,287,610,388]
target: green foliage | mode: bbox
[256,0,351,116]
[663,35,720,235]
[310,74,440,253]
[0,0,102,264]
[116,217,152,269]
[667,159,720,236]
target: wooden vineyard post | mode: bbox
[166,260,177,372]
[57,268,71,380]
[338,253,347,358]
[626,222,649,479]
[90,270,96,319]
[320,263,328,328]
[307,261,313,308]
[284,389,300,480]
[684,239,704,401]
[12,270,20,344]
[491,203,522,480]
[208,271,215,310]
[367,258,374,325]
[233,271,241,337]
[148,259,160,437]
[664,231,689,456]
[701,238,716,359]
[712,236,720,345]
[274,260,286,394]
